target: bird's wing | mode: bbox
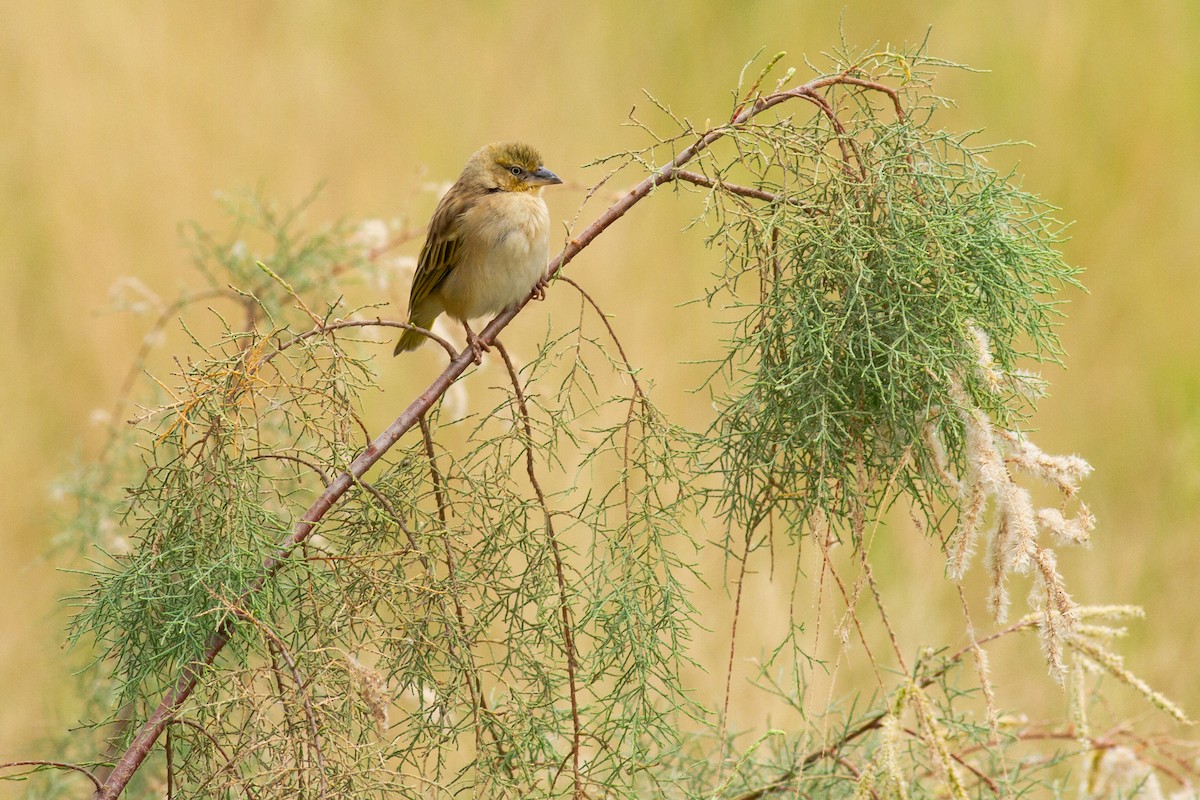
[407,193,467,315]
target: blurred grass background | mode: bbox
[2,0,1198,767]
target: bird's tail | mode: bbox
[393,307,439,355]
[393,329,423,355]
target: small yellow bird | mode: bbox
[393,142,562,357]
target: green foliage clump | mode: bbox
[69,192,378,707]
[63,194,701,798]
[693,53,1080,531]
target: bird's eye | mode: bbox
[509,166,522,176]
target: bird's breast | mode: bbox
[439,193,551,321]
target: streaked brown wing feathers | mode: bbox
[407,195,467,312]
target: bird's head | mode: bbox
[465,142,563,194]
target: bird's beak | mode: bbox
[530,166,563,186]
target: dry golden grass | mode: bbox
[2,0,1198,771]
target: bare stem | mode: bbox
[495,341,584,798]
[170,717,260,800]
[0,761,102,794]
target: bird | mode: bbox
[393,141,562,359]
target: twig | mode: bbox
[0,761,102,794]
[899,726,1000,796]
[165,725,173,800]
[169,717,260,800]
[733,616,1043,800]
[559,274,647,525]
[352,477,416,541]
[206,590,329,800]
[558,275,644,401]
[495,340,584,799]
[256,261,323,326]
[671,169,797,205]
[101,287,241,458]
[270,318,458,363]
[796,87,863,179]
[833,756,881,800]
[251,452,331,487]
[417,415,486,755]
[415,417,515,777]
[719,523,755,773]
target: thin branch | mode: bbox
[101,287,242,458]
[417,415,487,757]
[164,725,174,800]
[559,274,648,526]
[415,417,513,778]
[495,340,584,799]
[558,275,644,401]
[169,717,260,800]
[270,318,458,363]
[734,615,1046,800]
[833,756,881,800]
[719,523,755,774]
[899,726,1000,796]
[0,761,103,794]
[822,535,885,687]
[671,169,798,205]
[796,87,863,179]
[353,476,416,543]
[206,590,329,800]
[861,554,907,674]
[251,452,331,487]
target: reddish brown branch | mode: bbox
[899,726,1000,796]
[671,169,791,205]
[415,417,515,776]
[559,274,649,525]
[796,87,863,179]
[165,725,174,800]
[558,275,644,401]
[835,75,906,121]
[718,524,754,770]
[833,756,881,800]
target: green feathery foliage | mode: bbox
[62,191,702,797]
[688,50,1080,534]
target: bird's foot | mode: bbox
[463,323,489,365]
[531,275,549,301]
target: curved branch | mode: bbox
[270,318,459,363]
[250,452,331,487]
[0,760,102,794]
[671,169,797,205]
[731,617,1041,800]
[495,341,583,796]
[96,70,904,799]
[170,717,260,800]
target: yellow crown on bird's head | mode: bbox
[470,141,563,193]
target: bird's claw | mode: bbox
[464,325,489,365]
[531,276,549,301]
